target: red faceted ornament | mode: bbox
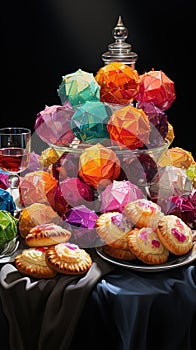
[95,62,140,105]
[107,105,151,150]
[136,70,176,110]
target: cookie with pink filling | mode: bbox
[124,198,164,228]
[157,215,193,255]
[127,227,169,264]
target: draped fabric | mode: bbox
[0,250,114,350]
[70,264,196,350]
[0,252,196,350]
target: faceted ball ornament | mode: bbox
[34,104,75,146]
[0,188,16,215]
[71,101,111,143]
[107,105,151,149]
[57,69,100,106]
[136,70,176,111]
[62,205,99,248]
[0,173,9,190]
[53,177,94,216]
[100,180,144,213]
[19,171,58,207]
[158,147,195,169]
[52,152,80,181]
[78,143,121,189]
[18,203,61,238]
[119,152,158,186]
[164,193,196,229]
[95,62,140,105]
[149,165,193,203]
[137,102,168,147]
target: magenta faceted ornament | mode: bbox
[54,177,94,215]
[163,192,196,229]
[34,104,75,146]
[62,205,99,248]
[100,180,145,213]
[57,69,100,106]
[0,172,9,190]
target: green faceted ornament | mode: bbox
[71,101,112,143]
[57,69,100,106]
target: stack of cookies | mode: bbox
[96,198,194,265]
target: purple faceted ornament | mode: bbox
[34,104,75,146]
[137,102,168,147]
[62,205,100,248]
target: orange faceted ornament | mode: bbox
[19,170,58,207]
[78,143,121,189]
[95,62,140,105]
[107,105,151,150]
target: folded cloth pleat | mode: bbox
[0,250,115,350]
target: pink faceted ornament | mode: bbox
[34,104,75,146]
[100,180,145,213]
[136,70,176,111]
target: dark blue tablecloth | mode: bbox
[0,256,196,350]
[71,263,196,350]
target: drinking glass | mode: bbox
[0,127,31,189]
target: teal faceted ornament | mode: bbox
[71,101,112,143]
[57,69,100,106]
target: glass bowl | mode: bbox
[48,137,171,195]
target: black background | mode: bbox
[1,0,195,156]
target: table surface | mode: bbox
[0,250,196,350]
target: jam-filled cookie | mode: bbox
[96,212,133,247]
[124,199,164,228]
[127,227,169,265]
[157,215,193,255]
[45,242,92,275]
[103,244,136,261]
[15,247,57,279]
[25,223,71,247]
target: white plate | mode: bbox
[96,242,196,272]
